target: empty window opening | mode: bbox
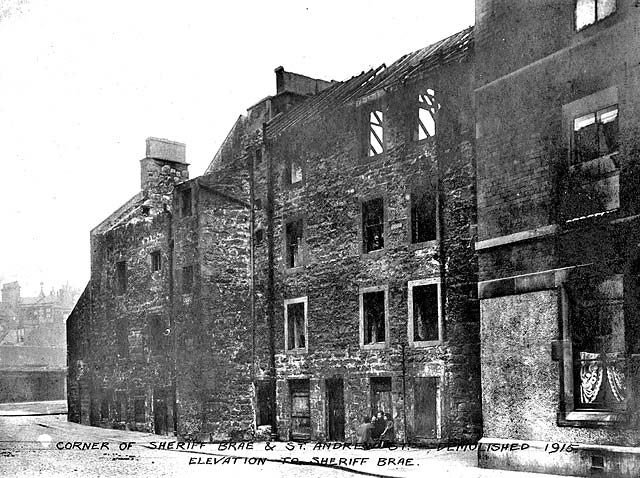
[141,206,150,216]
[289,158,303,184]
[180,188,192,217]
[369,110,384,156]
[116,261,127,295]
[363,290,386,345]
[255,198,262,210]
[255,228,264,246]
[182,265,193,294]
[573,105,618,164]
[418,90,438,140]
[363,198,384,253]
[576,0,616,30]
[285,219,304,268]
[286,300,307,351]
[411,190,437,243]
[151,251,162,272]
[412,284,439,342]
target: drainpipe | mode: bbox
[401,342,408,444]
[167,206,177,435]
[249,145,256,380]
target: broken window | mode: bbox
[285,219,304,268]
[182,265,193,294]
[362,198,384,253]
[409,282,440,343]
[287,158,303,185]
[362,289,386,345]
[368,109,384,156]
[417,90,438,140]
[573,105,618,164]
[576,0,616,30]
[180,188,192,217]
[116,261,127,295]
[411,190,437,243]
[285,298,307,351]
[563,274,626,412]
[151,251,162,272]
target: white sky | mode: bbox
[0,0,474,297]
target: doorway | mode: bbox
[326,378,344,441]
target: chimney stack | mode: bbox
[140,137,189,192]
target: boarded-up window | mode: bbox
[290,380,311,441]
[363,198,384,253]
[414,377,437,438]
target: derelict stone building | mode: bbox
[67,27,482,445]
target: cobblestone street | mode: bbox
[0,401,568,478]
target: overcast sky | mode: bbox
[0,0,474,297]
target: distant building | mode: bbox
[0,281,79,402]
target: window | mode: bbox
[285,219,304,268]
[116,261,127,295]
[417,90,438,140]
[410,190,437,243]
[562,89,620,220]
[255,148,262,165]
[287,158,303,185]
[573,105,618,164]
[370,377,392,416]
[362,198,384,253]
[148,315,166,354]
[16,328,24,343]
[134,399,145,423]
[360,286,389,348]
[560,272,627,420]
[368,109,384,156]
[408,279,442,345]
[182,265,193,294]
[141,206,150,216]
[576,0,616,31]
[255,228,264,246]
[255,198,262,210]
[116,313,128,357]
[180,188,192,217]
[100,399,109,421]
[284,297,308,352]
[151,251,162,272]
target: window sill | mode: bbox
[285,348,308,355]
[409,239,438,251]
[361,248,385,258]
[557,410,628,428]
[284,265,305,275]
[361,342,389,350]
[410,340,442,348]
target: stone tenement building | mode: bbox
[67,27,481,445]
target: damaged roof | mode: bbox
[266,26,473,140]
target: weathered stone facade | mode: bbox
[68,29,481,446]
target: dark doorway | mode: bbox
[370,377,392,415]
[414,377,437,439]
[255,380,276,427]
[326,378,345,441]
[153,389,168,435]
[289,379,311,441]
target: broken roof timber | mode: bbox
[265,26,473,141]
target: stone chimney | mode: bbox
[140,137,189,192]
[1,281,20,306]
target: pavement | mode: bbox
[0,401,569,477]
